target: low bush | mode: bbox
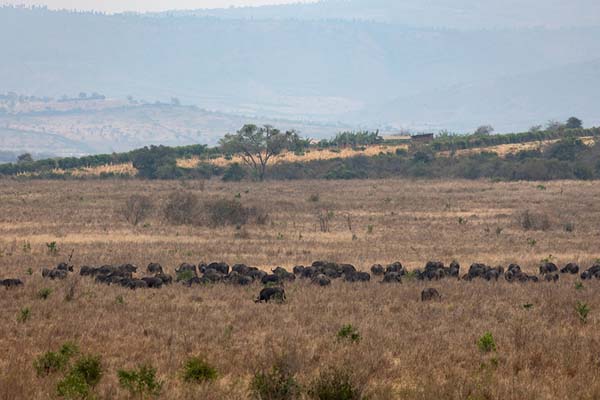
[181,357,218,384]
[308,368,364,400]
[118,363,163,399]
[477,332,497,353]
[336,325,361,343]
[250,363,300,400]
[222,162,247,182]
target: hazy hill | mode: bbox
[363,59,600,132]
[1,3,600,154]
[0,98,349,156]
[172,0,600,29]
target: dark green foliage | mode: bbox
[34,343,79,377]
[57,371,90,399]
[308,368,363,400]
[251,364,300,400]
[37,287,52,299]
[70,355,103,387]
[55,353,101,399]
[336,325,361,343]
[477,332,497,353]
[318,130,382,148]
[181,357,218,384]
[566,117,583,129]
[546,137,587,161]
[118,364,163,398]
[222,162,247,182]
[131,145,180,179]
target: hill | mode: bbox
[0,96,349,157]
[175,0,600,29]
[1,6,600,135]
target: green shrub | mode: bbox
[250,364,300,400]
[118,364,163,399]
[17,307,31,323]
[308,368,363,400]
[35,353,67,377]
[37,287,52,300]
[181,357,218,384]
[336,325,361,343]
[477,332,496,353]
[222,162,247,182]
[34,342,81,377]
[57,371,90,399]
[575,301,590,324]
[176,269,195,282]
[70,355,102,387]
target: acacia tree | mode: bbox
[219,124,303,181]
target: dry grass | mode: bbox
[1,178,600,399]
[179,144,409,169]
[439,136,596,158]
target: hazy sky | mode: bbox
[1,0,317,12]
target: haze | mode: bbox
[1,0,316,12]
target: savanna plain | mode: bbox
[1,178,600,399]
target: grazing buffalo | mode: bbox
[255,287,286,303]
[544,274,559,282]
[261,274,282,285]
[312,274,331,286]
[141,277,164,288]
[560,263,579,274]
[56,262,74,272]
[344,271,370,282]
[42,268,68,280]
[155,273,173,285]
[272,267,296,281]
[370,264,385,276]
[382,272,402,283]
[539,262,558,275]
[421,288,441,302]
[232,264,251,275]
[207,262,230,275]
[386,262,405,275]
[227,272,253,286]
[1,278,24,288]
[147,263,163,274]
[293,265,306,275]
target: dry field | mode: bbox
[1,178,600,399]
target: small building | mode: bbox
[411,133,434,143]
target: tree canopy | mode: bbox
[219,124,305,181]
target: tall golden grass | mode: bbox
[0,178,599,399]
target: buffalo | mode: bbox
[255,287,286,303]
[560,263,579,274]
[1,278,24,288]
[421,288,441,302]
[147,263,163,274]
[370,264,385,276]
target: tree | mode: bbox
[130,146,179,179]
[474,125,494,136]
[566,117,583,129]
[219,125,302,181]
[17,153,33,164]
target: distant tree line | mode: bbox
[2,121,600,182]
[317,130,383,148]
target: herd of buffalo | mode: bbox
[1,259,600,303]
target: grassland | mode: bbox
[1,178,600,399]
